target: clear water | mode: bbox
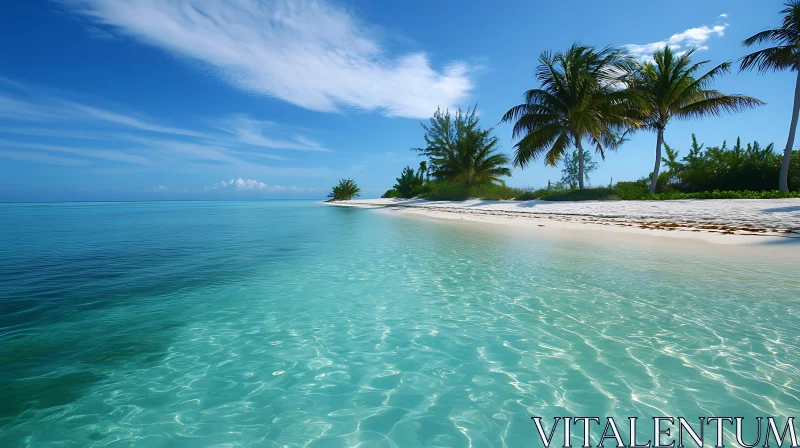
[0,201,798,447]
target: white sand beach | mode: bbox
[330,198,800,246]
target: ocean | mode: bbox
[0,201,797,447]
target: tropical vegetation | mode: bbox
[384,163,426,199]
[327,179,361,201]
[344,2,800,202]
[739,0,800,192]
[518,134,800,200]
[380,106,514,200]
[628,46,763,193]
[660,135,800,192]
[501,45,634,190]
[415,105,511,186]
[560,150,598,189]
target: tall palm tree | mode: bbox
[740,0,800,192]
[631,46,764,193]
[501,44,634,189]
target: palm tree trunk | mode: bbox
[649,129,664,194]
[779,69,800,193]
[576,139,585,190]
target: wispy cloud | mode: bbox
[0,150,92,166]
[624,21,728,60]
[61,0,473,119]
[0,126,115,140]
[0,81,204,137]
[64,101,206,137]
[214,115,330,152]
[0,140,152,166]
[0,80,331,173]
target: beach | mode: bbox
[330,198,800,246]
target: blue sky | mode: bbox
[0,0,791,201]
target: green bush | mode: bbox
[326,179,361,201]
[392,166,425,198]
[646,190,800,200]
[514,190,542,200]
[537,188,620,201]
[661,136,798,192]
[421,182,523,201]
[509,184,800,201]
[381,189,400,198]
[614,181,649,200]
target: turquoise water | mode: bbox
[0,201,798,447]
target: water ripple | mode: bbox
[0,201,798,446]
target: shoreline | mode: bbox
[327,198,800,247]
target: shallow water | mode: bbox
[0,201,798,447]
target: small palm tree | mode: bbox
[433,130,512,186]
[740,0,800,192]
[327,179,361,201]
[393,166,424,198]
[416,106,512,186]
[631,46,764,193]
[501,44,634,189]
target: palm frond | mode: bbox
[742,28,795,47]
[502,44,637,171]
[739,46,797,73]
[675,94,765,120]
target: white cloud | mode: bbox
[719,13,728,18]
[207,177,289,191]
[624,23,728,60]
[61,0,473,119]
[156,185,168,191]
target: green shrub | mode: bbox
[381,189,400,198]
[614,181,649,200]
[421,183,523,201]
[510,184,800,201]
[515,190,542,200]
[646,190,800,200]
[538,188,620,201]
[326,179,361,201]
[661,136,796,192]
[392,166,425,198]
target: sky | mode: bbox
[0,0,791,201]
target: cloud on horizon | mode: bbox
[205,177,314,192]
[624,21,728,60]
[60,0,474,119]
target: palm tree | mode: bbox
[327,179,361,201]
[501,44,634,189]
[432,128,512,186]
[631,46,764,193]
[416,105,512,186]
[740,0,800,192]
